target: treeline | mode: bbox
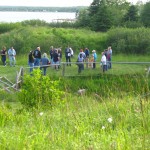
[0,6,86,12]
[76,0,150,31]
[0,21,150,55]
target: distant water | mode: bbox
[0,11,76,23]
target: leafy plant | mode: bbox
[18,69,64,109]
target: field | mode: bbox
[0,54,150,150]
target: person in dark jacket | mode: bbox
[28,51,34,73]
[65,46,71,66]
[33,46,41,67]
[1,46,7,66]
[53,49,59,70]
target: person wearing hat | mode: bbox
[92,50,97,69]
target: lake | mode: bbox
[0,11,76,23]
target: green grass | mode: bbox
[0,94,149,149]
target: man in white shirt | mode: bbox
[101,52,107,72]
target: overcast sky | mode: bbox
[0,0,148,7]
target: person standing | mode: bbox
[101,52,107,72]
[58,48,62,69]
[33,46,41,67]
[28,51,34,73]
[84,48,90,68]
[92,50,97,69]
[107,46,112,69]
[49,46,54,64]
[65,46,71,66]
[1,46,7,66]
[53,49,59,70]
[78,49,86,70]
[8,46,16,67]
[40,53,50,75]
[77,52,84,74]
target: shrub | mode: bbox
[107,27,150,54]
[18,69,64,109]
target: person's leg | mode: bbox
[66,56,68,66]
[2,57,5,66]
[29,63,34,72]
[13,57,16,66]
[4,56,6,66]
[37,58,40,66]
[69,57,71,66]
[93,61,95,69]
[34,58,37,66]
[103,64,106,72]
[78,64,81,73]
[78,64,83,73]
[109,58,112,69]
[9,57,12,66]
[44,67,46,75]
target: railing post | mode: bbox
[16,71,19,89]
[21,67,24,83]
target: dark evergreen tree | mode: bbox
[88,0,100,17]
[124,5,138,22]
[91,0,112,31]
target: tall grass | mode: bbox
[0,87,149,149]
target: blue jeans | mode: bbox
[29,63,34,72]
[34,58,40,67]
[9,56,16,66]
[40,67,47,75]
[1,56,6,66]
[78,63,83,73]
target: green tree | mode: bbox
[91,0,112,31]
[124,5,138,22]
[88,0,100,17]
[140,2,150,27]
[76,9,90,27]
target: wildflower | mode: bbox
[102,126,105,130]
[107,117,113,123]
[39,112,43,116]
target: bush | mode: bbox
[107,27,150,54]
[18,69,64,109]
[0,22,21,34]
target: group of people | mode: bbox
[28,46,50,75]
[28,46,64,75]
[1,45,112,75]
[76,46,112,74]
[1,46,16,67]
[76,48,97,73]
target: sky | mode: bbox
[0,0,149,7]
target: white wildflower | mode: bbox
[39,112,43,116]
[102,126,105,130]
[107,117,113,123]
